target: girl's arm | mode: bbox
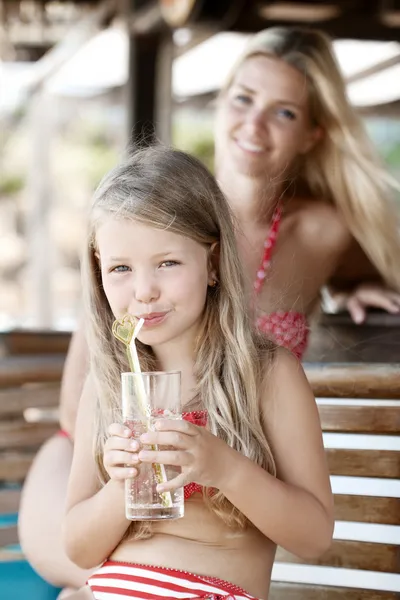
[219,349,334,558]
[63,376,136,569]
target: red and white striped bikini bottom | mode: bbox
[87,560,260,599]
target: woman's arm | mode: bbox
[63,376,132,569]
[59,324,89,438]
[218,349,334,558]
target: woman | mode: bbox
[18,26,400,594]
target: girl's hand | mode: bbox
[103,423,140,482]
[346,283,400,324]
[138,419,235,493]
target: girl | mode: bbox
[63,146,333,599]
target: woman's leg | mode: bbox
[18,433,94,588]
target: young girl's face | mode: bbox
[96,218,212,351]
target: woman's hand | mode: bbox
[103,423,140,482]
[137,419,235,493]
[345,283,400,324]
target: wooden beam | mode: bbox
[304,363,400,399]
[126,27,173,145]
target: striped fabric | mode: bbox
[87,561,259,599]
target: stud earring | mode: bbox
[209,279,217,288]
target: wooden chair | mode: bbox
[270,363,400,600]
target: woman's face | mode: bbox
[215,55,320,180]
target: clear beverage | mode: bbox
[121,371,183,521]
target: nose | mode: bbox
[133,271,160,305]
[245,108,268,136]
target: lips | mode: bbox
[136,312,169,327]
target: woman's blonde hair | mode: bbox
[222,26,400,289]
[82,145,276,538]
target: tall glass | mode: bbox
[121,371,183,520]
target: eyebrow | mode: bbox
[108,251,177,262]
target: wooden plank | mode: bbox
[0,489,21,514]
[0,525,18,547]
[276,540,400,573]
[305,363,400,399]
[319,405,400,434]
[0,453,35,481]
[0,355,65,387]
[269,582,398,600]
[334,494,400,525]
[0,330,70,356]
[0,384,60,417]
[0,422,58,450]
[327,449,400,478]
[0,548,25,561]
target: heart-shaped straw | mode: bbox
[112,314,172,508]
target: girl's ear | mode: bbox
[208,242,220,285]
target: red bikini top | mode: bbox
[253,203,309,359]
[182,410,208,500]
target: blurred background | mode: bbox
[1,0,400,335]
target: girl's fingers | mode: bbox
[157,472,187,493]
[140,431,188,448]
[104,450,139,468]
[138,449,190,467]
[107,467,138,481]
[108,423,132,438]
[105,436,140,452]
[154,419,197,435]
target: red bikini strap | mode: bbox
[254,203,283,294]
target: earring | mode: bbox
[209,279,217,288]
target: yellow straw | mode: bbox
[128,319,173,509]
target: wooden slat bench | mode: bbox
[270,363,400,600]
[0,331,399,598]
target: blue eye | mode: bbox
[111,265,130,273]
[277,108,296,121]
[233,94,252,105]
[159,260,179,268]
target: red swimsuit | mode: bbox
[254,204,309,360]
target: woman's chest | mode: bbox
[237,216,333,315]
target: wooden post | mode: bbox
[126,27,173,146]
[26,91,54,328]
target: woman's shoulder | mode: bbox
[288,197,351,253]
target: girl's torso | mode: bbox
[110,496,275,599]
[110,411,274,599]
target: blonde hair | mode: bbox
[82,145,276,538]
[221,26,400,289]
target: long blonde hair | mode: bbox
[221,26,400,289]
[82,145,276,537]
